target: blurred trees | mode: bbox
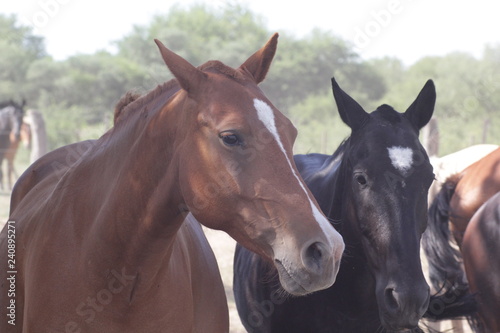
[0,4,498,156]
[370,50,500,154]
[0,15,45,100]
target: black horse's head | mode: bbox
[332,78,435,330]
[0,99,26,140]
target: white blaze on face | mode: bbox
[253,99,334,241]
[387,146,414,174]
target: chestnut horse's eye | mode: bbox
[219,132,242,146]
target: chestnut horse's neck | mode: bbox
[58,82,191,269]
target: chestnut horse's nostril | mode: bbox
[309,242,323,260]
[303,242,327,273]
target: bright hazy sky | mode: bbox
[2,0,500,65]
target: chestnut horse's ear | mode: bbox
[154,39,207,94]
[404,79,436,130]
[239,33,279,84]
[331,77,369,132]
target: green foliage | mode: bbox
[0,14,45,101]
[371,50,500,155]
[0,3,498,161]
[40,103,109,149]
[59,52,148,123]
[116,4,269,76]
[262,29,386,110]
[289,92,351,154]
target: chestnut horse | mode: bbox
[0,34,344,333]
[423,148,500,332]
[234,78,443,332]
[447,148,500,246]
[428,144,498,203]
[462,191,500,332]
[425,144,498,333]
[423,148,500,290]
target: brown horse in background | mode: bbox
[0,100,25,190]
[447,148,500,246]
[424,143,498,333]
[1,123,31,190]
[0,34,344,333]
[423,147,500,331]
[462,191,500,332]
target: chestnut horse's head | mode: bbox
[155,34,344,295]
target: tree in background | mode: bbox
[0,15,45,101]
[116,4,270,91]
[0,3,498,158]
[371,51,500,154]
[114,6,386,153]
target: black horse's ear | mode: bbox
[331,77,369,131]
[21,98,27,108]
[404,80,436,130]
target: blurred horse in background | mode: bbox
[0,100,25,190]
[24,109,48,163]
[1,122,31,189]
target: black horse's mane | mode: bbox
[330,137,350,161]
[325,137,353,226]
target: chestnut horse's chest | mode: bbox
[88,216,228,332]
[3,214,228,333]
[163,215,229,332]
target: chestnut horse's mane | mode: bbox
[113,60,245,125]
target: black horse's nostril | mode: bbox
[384,287,399,311]
[380,282,430,329]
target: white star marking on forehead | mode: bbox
[387,146,414,174]
[253,99,333,242]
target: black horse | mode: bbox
[234,78,460,332]
[0,100,25,189]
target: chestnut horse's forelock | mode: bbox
[114,60,245,125]
[113,91,142,124]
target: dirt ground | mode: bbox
[0,185,472,332]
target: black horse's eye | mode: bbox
[355,174,367,186]
[220,133,241,146]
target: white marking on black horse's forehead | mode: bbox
[387,146,413,174]
[253,98,335,244]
